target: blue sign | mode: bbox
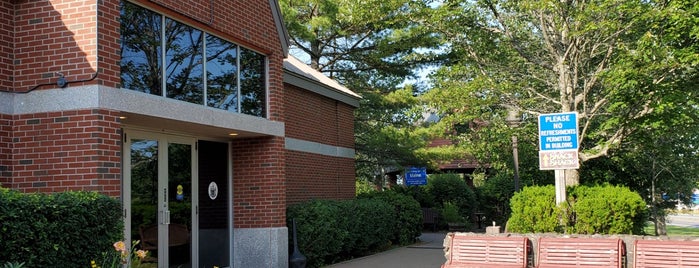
[538,112,579,151]
[405,167,427,186]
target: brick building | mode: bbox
[0,0,359,267]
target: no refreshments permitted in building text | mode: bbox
[538,112,580,170]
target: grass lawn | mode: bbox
[644,224,699,236]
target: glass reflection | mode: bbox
[240,48,266,117]
[165,19,204,105]
[120,2,267,117]
[120,2,162,96]
[130,139,159,265]
[206,35,238,112]
[168,143,192,267]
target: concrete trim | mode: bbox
[233,227,288,268]
[1,85,285,137]
[0,92,14,114]
[285,137,355,159]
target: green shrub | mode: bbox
[506,185,649,235]
[474,172,515,224]
[0,188,122,267]
[355,179,378,195]
[441,202,465,224]
[427,173,477,221]
[287,200,347,268]
[507,185,563,233]
[570,185,648,234]
[359,190,422,245]
[287,192,422,268]
[339,199,394,256]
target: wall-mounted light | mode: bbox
[56,73,67,88]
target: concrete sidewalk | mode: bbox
[325,232,447,268]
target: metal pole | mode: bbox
[512,136,520,192]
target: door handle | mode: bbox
[164,210,171,225]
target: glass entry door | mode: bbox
[126,133,196,268]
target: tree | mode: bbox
[278,0,446,182]
[422,0,698,185]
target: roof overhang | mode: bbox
[283,55,361,107]
[269,0,290,57]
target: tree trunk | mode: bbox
[565,169,579,186]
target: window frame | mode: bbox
[120,1,269,118]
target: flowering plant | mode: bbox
[91,240,149,268]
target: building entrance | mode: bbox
[123,131,231,267]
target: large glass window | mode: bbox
[120,4,162,96]
[120,1,267,117]
[206,35,238,112]
[240,49,266,117]
[165,19,204,105]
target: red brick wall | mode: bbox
[12,0,98,92]
[4,109,122,196]
[0,113,11,188]
[284,84,355,148]
[286,151,355,205]
[284,84,357,204]
[231,136,287,228]
[0,1,12,91]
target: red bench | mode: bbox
[537,237,625,268]
[442,233,530,268]
[634,240,699,267]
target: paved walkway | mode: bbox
[325,232,447,268]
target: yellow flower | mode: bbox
[90,260,99,268]
[113,241,127,252]
[135,249,149,259]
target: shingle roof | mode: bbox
[283,55,361,107]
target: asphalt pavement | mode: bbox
[325,232,447,268]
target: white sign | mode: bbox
[539,150,580,170]
[208,182,218,200]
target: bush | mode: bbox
[359,190,422,245]
[506,185,648,234]
[0,188,122,267]
[392,186,435,209]
[427,173,477,221]
[287,192,422,268]
[474,172,515,225]
[287,200,347,268]
[339,199,394,256]
[507,185,563,233]
[570,185,648,234]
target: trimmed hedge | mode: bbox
[0,188,122,267]
[358,190,422,245]
[506,185,648,234]
[570,185,648,234]
[507,185,563,233]
[287,192,422,268]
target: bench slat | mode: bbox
[537,237,623,268]
[443,234,529,268]
[635,240,699,268]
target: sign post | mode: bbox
[538,112,579,204]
